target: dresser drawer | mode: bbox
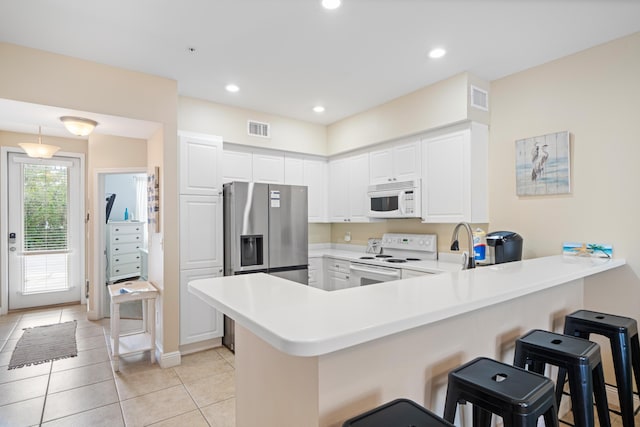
[110,262,141,277]
[111,242,143,255]
[110,224,144,235]
[111,233,142,244]
[111,252,141,265]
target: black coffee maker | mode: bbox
[485,231,523,264]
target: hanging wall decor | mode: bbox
[515,130,570,196]
[147,166,160,232]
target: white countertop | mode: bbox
[189,255,625,357]
[309,247,464,274]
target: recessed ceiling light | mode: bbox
[186,47,197,53]
[322,0,341,10]
[428,48,446,59]
[313,106,325,113]
[225,84,240,93]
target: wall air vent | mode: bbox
[470,85,489,111]
[247,120,271,138]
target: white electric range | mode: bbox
[349,233,439,287]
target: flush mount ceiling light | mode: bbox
[225,84,240,93]
[313,106,325,113]
[322,0,341,10]
[19,126,61,159]
[428,47,447,59]
[60,116,98,136]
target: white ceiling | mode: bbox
[1,0,639,137]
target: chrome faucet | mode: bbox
[450,222,476,269]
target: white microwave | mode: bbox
[367,179,421,218]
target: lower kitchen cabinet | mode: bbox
[324,257,351,291]
[180,267,224,345]
[308,257,324,289]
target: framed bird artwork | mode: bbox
[515,130,571,196]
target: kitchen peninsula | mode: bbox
[189,255,625,427]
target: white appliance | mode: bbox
[349,233,437,287]
[367,179,421,218]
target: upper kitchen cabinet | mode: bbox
[285,154,328,223]
[252,149,285,184]
[329,152,372,223]
[421,122,488,223]
[369,140,421,185]
[222,146,253,183]
[179,132,223,195]
[222,145,285,184]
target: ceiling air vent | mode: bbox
[248,120,271,138]
[470,85,489,111]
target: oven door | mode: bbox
[349,262,402,287]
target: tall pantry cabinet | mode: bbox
[178,132,224,349]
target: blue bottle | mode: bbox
[124,208,129,221]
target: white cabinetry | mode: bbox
[329,153,372,223]
[179,267,224,345]
[252,149,285,183]
[179,195,223,270]
[107,222,144,282]
[308,257,324,289]
[369,141,421,185]
[179,133,223,195]
[421,123,488,223]
[324,258,351,291]
[222,147,253,183]
[178,132,224,347]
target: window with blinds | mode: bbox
[23,163,68,251]
[22,163,69,293]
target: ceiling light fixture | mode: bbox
[60,116,98,136]
[225,84,240,93]
[19,126,61,159]
[322,0,341,10]
[313,106,325,113]
[428,48,447,59]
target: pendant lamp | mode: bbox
[60,116,98,136]
[19,127,61,159]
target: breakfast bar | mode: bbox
[189,255,625,427]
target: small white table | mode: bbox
[108,280,158,371]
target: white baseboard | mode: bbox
[158,350,181,368]
[179,338,222,356]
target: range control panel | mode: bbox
[381,233,437,252]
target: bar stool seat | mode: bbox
[563,309,640,427]
[443,357,559,427]
[342,398,454,427]
[514,329,611,427]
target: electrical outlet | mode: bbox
[344,232,351,242]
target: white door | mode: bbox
[179,195,223,270]
[7,153,82,309]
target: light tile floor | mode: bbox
[0,304,235,427]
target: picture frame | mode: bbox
[147,166,160,233]
[515,131,570,196]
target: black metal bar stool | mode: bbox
[563,309,640,427]
[342,398,455,427]
[514,329,611,427]
[443,357,559,427]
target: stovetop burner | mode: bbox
[375,254,392,258]
[385,259,407,263]
[406,258,421,261]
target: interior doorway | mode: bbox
[91,169,148,320]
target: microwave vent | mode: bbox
[248,120,271,138]
[470,85,489,111]
[368,180,417,192]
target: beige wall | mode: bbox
[0,42,180,356]
[178,96,327,156]
[489,33,640,326]
[326,72,475,155]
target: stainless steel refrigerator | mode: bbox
[222,182,308,350]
